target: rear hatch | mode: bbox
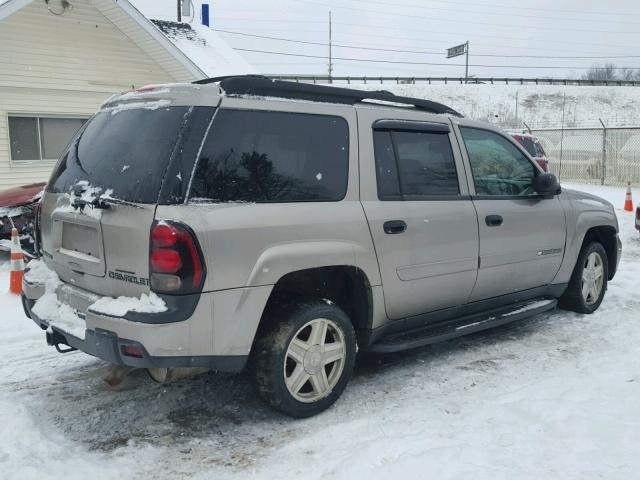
[40,99,216,298]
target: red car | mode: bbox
[0,182,45,257]
[512,133,549,172]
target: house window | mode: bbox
[8,116,87,161]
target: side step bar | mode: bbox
[369,299,557,354]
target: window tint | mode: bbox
[519,137,538,157]
[461,127,536,196]
[534,140,546,157]
[189,110,349,203]
[373,129,459,199]
[48,106,192,204]
[373,131,401,199]
[9,116,86,161]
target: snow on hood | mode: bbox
[150,20,256,78]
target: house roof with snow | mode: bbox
[0,0,254,82]
[151,20,255,78]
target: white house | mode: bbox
[0,0,254,190]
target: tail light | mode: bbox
[149,221,206,294]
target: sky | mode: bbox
[131,0,640,79]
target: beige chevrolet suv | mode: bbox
[22,76,621,417]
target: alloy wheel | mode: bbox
[284,318,346,403]
[581,251,604,305]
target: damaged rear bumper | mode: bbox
[21,280,248,373]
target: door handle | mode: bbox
[485,215,503,227]
[383,220,407,234]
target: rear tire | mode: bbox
[559,241,608,314]
[250,300,356,418]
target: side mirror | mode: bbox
[533,172,561,196]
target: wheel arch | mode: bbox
[580,225,618,280]
[257,265,375,341]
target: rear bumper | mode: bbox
[22,271,272,372]
[22,294,247,371]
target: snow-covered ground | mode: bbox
[348,83,640,129]
[1,184,639,480]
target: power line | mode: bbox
[214,28,640,60]
[379,0,640,17]
[212,28,441,54]
[293,0,640,35]
[233,20,640,53]
[329,24,640,53]
[183,0,640,18]
[343,0,640,25]
[234,47,640,70]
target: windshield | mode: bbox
[47,106,192,204]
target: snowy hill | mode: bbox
[347,83,640,129]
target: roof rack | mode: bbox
[193,75,462,117]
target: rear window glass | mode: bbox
[189,109,349,203]
[47,106,192,204]
[516,136,546,158]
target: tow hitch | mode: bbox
[46,329,77,353]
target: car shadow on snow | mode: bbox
[23,311,558,467]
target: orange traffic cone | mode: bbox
[624,182,634,212]
[9,227,24,295]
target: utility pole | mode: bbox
[328,10,333,83]
[177,0,181,22]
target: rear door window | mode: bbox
[189,109,349,203]
[373,129,459,200]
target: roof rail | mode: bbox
[193,75,462,116]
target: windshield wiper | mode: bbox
[71,195,142,212]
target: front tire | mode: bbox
[250,300,356,418]
[559,241,608,314]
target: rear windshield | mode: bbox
[517,136,546,158]
[47,106,192,203]
[189,109,349,203]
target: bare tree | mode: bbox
[619,67,640,81]
[582,63,640,81]
[582,63,619,81]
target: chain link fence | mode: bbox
[528,127,640,186]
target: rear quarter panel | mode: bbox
[156,97,381,293]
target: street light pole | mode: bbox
[465,41,469,81]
